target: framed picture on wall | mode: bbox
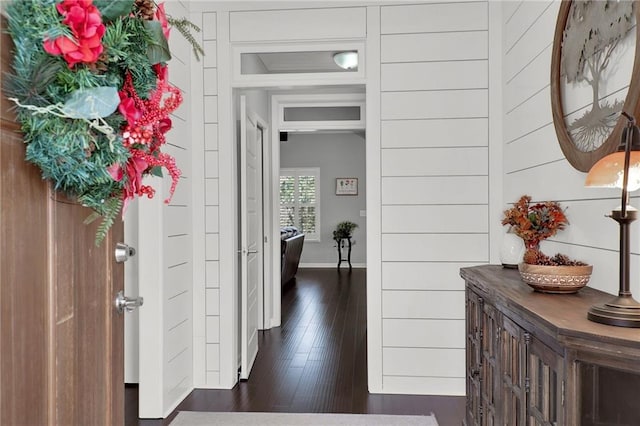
[336,178,358,195]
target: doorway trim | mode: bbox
[214,8,378,389]
[268,92,366,328]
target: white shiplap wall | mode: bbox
[200,12,222,387]
[138,1,194,417]
[379,1,489,395]
[503,0,639,299]
[191,1,499,396]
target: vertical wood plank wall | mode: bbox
[139,1,196,417]
[502,1,636,298]
[161,0,195,413]
[201,12,222,386]
[379,1,489,395]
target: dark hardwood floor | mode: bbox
[126,268,465,426]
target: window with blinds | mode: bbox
[279,168,320,241]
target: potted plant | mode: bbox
[502,195,592,293]
[501,195,569,250]
[332,220,358,242]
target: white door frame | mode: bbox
[219,27,372,388]
[239,95,267,379]
[268,92,366,328]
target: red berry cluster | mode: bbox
[122,125,153,147]
[117,71,183,205]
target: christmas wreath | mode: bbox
[3,0,203,244]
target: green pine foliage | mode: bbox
[4,0,132,245]
[110,17,158,96]
[4,0,202,245]
[83,196,123,246]
[168,17,204,60]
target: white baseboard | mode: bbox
[299,263,366,268]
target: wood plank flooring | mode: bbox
[126,268,465,426]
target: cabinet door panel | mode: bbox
[578,362,640,426]
[465,289,482,426]
[528,335,563,426]
[481,302,500,425]
[500,317,526,426]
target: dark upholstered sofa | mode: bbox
[281,227,304,286]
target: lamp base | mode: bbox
[588,296,640,327]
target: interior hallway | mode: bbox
[127,268,465,425]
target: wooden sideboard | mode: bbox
[461,265,640,426]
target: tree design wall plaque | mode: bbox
[551,0,640,172]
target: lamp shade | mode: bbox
[333,51,358,70]
[585,151,640,191]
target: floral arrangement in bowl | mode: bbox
[519,250,592,293]
[501,196,591,293]
[501,195,569,250]
[3,0,202,244]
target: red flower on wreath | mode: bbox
[43,0,105,68]
[112,71,182,212]
[118,94,142,126]
[154,3,171,39]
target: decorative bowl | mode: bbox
[518,263,593,294]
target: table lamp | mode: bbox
[584,111,640,327]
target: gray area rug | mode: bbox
[170,411,439,425]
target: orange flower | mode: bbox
[502,195,568,246]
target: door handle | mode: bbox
[237,249,259,254]
[114,243,136,263]
[114,291,144,314]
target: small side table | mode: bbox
[336,237,353,271]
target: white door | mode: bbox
[239,96,263,380]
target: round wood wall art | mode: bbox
[551,1,640,172]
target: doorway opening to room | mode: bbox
[234,89,368,386]
[226,28,366,380]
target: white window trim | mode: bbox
[279,94,366,132]
[231,41,366,88]
[280,167,321,242]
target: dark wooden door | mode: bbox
[0,17,124,426]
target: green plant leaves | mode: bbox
[149,166,163,177]
[95,0,133,22]
[333,220,358,241]
[62,87,120,119]
[144,21,171,64]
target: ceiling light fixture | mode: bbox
[333,51,358,70]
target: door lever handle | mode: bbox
[237,249,259,255]
[114,291,144,314]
